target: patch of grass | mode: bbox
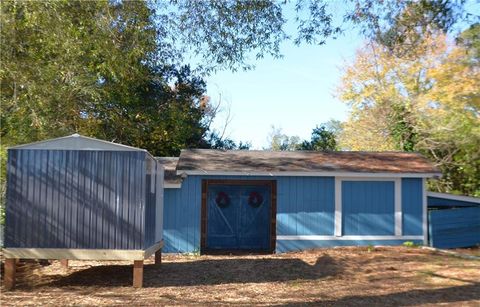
[403,241,420,248]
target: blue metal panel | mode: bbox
[277,239,423,252]
[342,181,395,235]
[402,178,423,235]
[5,149,149,250]
[206,184,270,250]
[429,207,480,248]
[428,196,479,208]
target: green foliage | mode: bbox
[299,125,338,151]
[403,241,420,248]
[345,0,473,58]
[0,1,211,157]
[205,132,251,150]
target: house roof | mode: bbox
[156,157,181,186]
[9,134,147,152]
[176,149,441,177]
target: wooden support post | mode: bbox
[60,259,69,268]
[4,258,17,291]
[133,260,144,288]
[154,250,162,265]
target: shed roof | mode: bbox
[9,134,146,152]
[156,157,181,186]
[176,149,441,177]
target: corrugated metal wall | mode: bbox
[429,207,480,248]
[5,149,148,250]
[144,156,164,248]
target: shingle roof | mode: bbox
[176,149,441,176]
[156,157,181,185]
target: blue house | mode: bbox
[159,150,441,253]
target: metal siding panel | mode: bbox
[402,178,423,235]
[5,150,16,247]
[429,207,480,248]
[5,149,149,250]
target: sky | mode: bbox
[204,0,479,149]
[205,8,363,149]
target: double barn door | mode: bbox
[205,182,272,251]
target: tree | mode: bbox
[299,125,338,151]
[337,29,480,196]
[266,126,301,151]
[0,1,214,157]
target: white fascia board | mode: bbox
[427,191,480,204]
[177,170,441,178]
[277,235,424,241]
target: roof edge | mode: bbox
[9,134,148,153]
[176,170,442,178]
[427,191,480,204]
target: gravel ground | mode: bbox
[1,246,479,306]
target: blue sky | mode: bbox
[206,16,362,149]
[204,0,479,149]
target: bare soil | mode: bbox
[1,246,479,306]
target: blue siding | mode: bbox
[276,177,335,236]
[163,175,425,253]
[163,177,202,253]
[402,178,423,235]
[277,239,423,253]
[163,176,335,253]
[342,181,395,235]
[429,207,480,248]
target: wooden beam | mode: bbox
[60,259,69,268]
[154,250,162,265]
[143,240,164,259]
[3,248,145,261]
[4,258,16,291]
[133,260,144,288]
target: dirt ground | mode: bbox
[1,246,479,306]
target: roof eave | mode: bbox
[176,170,442,179]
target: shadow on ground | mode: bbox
[48,254,342,287]
[286,283,480,306]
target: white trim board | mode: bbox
[423,179,428,245]
[427,191,480,204]
[177,170,440,178]
[277,235,424,241]
[164,183,182,189]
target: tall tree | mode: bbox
[0,1,213,156]
[337,29,480,196]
